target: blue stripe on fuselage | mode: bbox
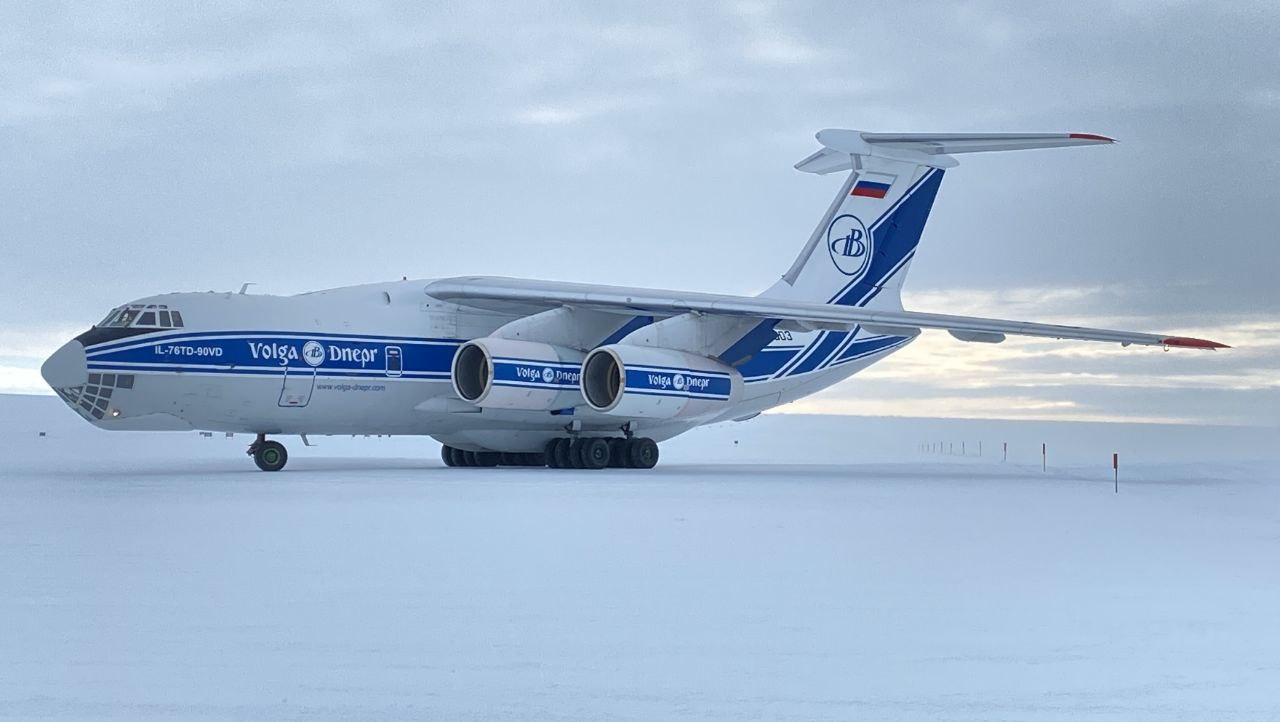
[85,332,462,378]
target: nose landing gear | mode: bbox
[247,434,288,472]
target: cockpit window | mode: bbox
[107,309,140,327]
[97,304,185,329]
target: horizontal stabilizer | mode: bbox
[795,129,1115,173]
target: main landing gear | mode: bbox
[438,436,660,470]
[247,433,288,472]
[440,446,545,468]
[543,436,659,470]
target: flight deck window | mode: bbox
[171,311,184,327]
[158,311,172,327]
[138,311,156,326]
[113,309,139,327]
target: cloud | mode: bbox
[782,286,1279,426]
[510,93,658,127]
[1,1,1275,427]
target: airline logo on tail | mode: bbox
[827,214,872,278]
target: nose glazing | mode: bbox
[41,340,88,390]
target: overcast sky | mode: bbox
[2,1,1276,425]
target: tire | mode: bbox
[522,452,545,467]
[608,438,629,468]
[628,437,659,469]
[553,438,573,468]
[254,440,288,472]
[448,447,468,467]
[544,439,562,468]
[474,451,500,467]
[441,445,458,467]
[460,450,478,467]
[568,438,587,469]
[581,437,610,470]
[498,452,515,466]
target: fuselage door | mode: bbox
[278,340,324,408]
[278,365,316,407]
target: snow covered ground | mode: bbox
[1,393,1278,720]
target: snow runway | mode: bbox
[1,397,1278,720]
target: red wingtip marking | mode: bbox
[1068,132,1116,143]
[1161,336,1230,350]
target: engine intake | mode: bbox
[580,344,741,420]
[451,338,585,411]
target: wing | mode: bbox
[425,277,1227,350]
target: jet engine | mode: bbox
[451,337,585,411]
[579,344,742,420]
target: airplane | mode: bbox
[39,129,1227,472]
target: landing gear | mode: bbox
[542,436,660,470]
[248,434,288,472]
[607,438,628,468]
[441,445,545,468]
[552,440,573,468]
[580,437,611,469]
[627,437,659,469]
[440,435,660,471]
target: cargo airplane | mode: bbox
[40,130,1226,471]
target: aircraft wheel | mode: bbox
[522,452,545,466]
[451,447,471,467]
[628,437,659,469]
[441,445,458,467]
[459,450,478,466]
[607,438,629,467]
[581,437,611,470]
[544,439,562,468]
[474,451,500,467]
[568,438,588,469]
[553,438,573,468]
[253,440,288,472]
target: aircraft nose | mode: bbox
[41,339,88,390]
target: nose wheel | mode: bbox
[247,434,288,472]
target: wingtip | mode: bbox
[1161,336,1230,350]
[1068,132,1116,143]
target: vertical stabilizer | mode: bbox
[762,129,1113,310]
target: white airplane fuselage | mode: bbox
[42,280,910,452]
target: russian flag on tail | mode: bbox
[851,172,895,199]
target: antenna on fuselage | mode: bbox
[238,282,256,295]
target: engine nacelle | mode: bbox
[580,344,742,420]
[451,337,585,411]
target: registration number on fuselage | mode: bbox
[154,344,224,358]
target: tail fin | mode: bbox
[763,130,1114,310]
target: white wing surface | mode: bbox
[425,277,1227,350]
